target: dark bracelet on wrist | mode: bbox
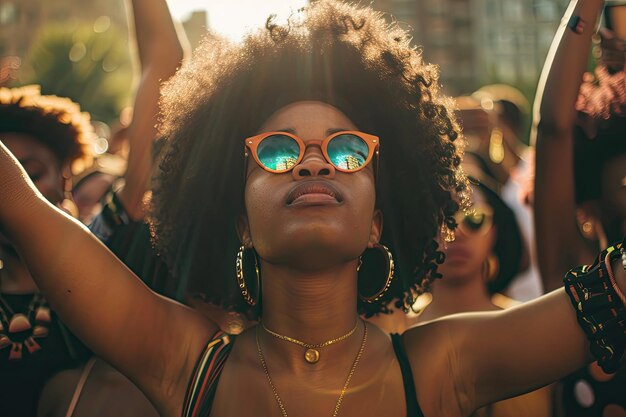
[563,235,626,374]
[567,14,588,35]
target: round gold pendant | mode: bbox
[304,348,320,364]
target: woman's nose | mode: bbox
[291,147,336,179]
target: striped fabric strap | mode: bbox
[182,331,233,417]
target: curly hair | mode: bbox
[150,0,467,317]
[474,181,526,295]
[573,65,626,204]
[576,65,626,119]
[0,85,95,174]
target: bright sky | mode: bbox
[166,0,308,41]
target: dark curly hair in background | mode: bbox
[573,64,626,245]
[150,0,467,317]
[475,181,527,295]
[0,85,95,174]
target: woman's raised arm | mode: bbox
[532,0,604,290]
[405,260,625,416]
[117,0,189,220]
[0,141,216,416]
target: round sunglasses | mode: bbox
[244,131,379,174]
[454,204,494,236]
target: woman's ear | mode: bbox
[236,215,252,247]
[367,209,383,248]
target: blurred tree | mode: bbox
[21,20,133,124]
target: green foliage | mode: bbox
[21,21,133,124]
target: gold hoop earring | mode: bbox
[484,254,499,282]
[236,245,260,306]
[581,221,595,238]
[358,243,395,303]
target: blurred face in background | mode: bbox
[2,132,64,203]
[438,185,496,286]
[0,132,64,250]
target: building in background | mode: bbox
[374,0,474,95]
[474,0,569,94]
[2,0,570,98]
[373,0,568,96]
[0,0,213,62]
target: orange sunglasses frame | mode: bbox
[244,130,380,175]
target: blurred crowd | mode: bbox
[0,0,625,416]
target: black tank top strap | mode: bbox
[182,331,423,417]
[391,333,425,417]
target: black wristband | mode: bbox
[567,14,587,34]
[563,238,626,374]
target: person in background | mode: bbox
[455,87,542,301]
[0,0,184,415]
[35,0,186,414]
[415,157,550,417]
[533,0,626,415]
[456,85,530,188]
[71,118,128,224]
[0,85,94,417]
[370,153,550,417]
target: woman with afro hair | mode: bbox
[0,85,95,417]
[0,1,624,416]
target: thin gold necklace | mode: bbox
[261,320,358,364]
[256,321,367,417]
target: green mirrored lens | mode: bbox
[327,134,368,170]
[257,135,300,171]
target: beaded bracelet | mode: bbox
[605,250,626,306]
[563,235,626,374]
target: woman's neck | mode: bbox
[257,259,362,371]
[423,272,496,319]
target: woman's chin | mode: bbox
[439,264,481,283]
[278,220,367,244]
[263,239,362,271]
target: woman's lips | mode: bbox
[444,246,472,262]
[290,193,338,205]
[286,181,343,206]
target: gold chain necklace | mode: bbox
[256,321,367,417]
[261,320,358,364]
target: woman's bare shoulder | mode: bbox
[401,314,485,417]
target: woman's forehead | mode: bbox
[469,184,488,205]
[258,100,358,136]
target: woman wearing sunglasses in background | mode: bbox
[369,153,552,417]
[416,155,530,325]
[0,1,625,417]
[416,167,554,417]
